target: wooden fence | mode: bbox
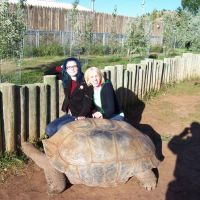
[15,5,132,34]
[7,4,164,47]
[0,53,200,154]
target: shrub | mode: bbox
[32,44,64,57]
[89,45,110,55]
[166,49,179,57]
[149,53,158,59]
[0,1,26,59]
[88,44,124,55]
[150,45,163,53]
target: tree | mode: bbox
[83,13,94,55]
[187,12,200,51]
[181,0,200,14]
[69,0,81,55]
[125,17,149,57]
[163,11,191,52]
[0,0,26,59]
[109,5,118,54]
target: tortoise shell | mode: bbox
[43,119,159,187]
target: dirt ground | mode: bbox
[1,81,200,200]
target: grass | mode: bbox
[0,153,26,182]
[143,79,200,102]
[0,55,144,85]
[166,79,200,95]
[1,56,66,84]
[143,82,176,101]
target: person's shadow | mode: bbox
[116,87,165,162]
[166,122,200,200]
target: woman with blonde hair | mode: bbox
[84,67,124,120]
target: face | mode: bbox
[88,70,101,87]
[66,61,78,77]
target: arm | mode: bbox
[61,80,71,113]
[78,84,94,117]
[101,82,117,119]
[44,65,62,79]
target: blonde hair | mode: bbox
[84,67,105,86]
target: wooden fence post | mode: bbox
[104,66,117,90]
[138,66,143,98]
[127,64,137,104]
[146,60,153,93]
[123,69,129,110]
[1,83,16,152]
[43,75,58,123]
[58,80,65,117]
[36,83,48,138]
[0,85,3,154]
[20,86,26,142]
[115,65,124,108]
[163,58,170,84]
[26,84,38,141]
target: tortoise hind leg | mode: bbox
[135,169,157,191]
[21,142,66,194]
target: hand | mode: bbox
[75,116,86,120]
[92,112,103,119]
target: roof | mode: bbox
[7,0,92,11]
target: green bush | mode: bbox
[88,44,124,55]
[149,53,158,59]
[150,45,163,53]
[23,45,34,57]
[32,44,64,57]
[166,49,179,57]
[89,45,111,55]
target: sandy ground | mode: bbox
[1,82,200,200]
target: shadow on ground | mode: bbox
[166,122,200,200]
[117,87,165,162]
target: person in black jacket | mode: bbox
[45,57,93,137]
[84,67,124,120]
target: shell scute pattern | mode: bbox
[43,119,159,186]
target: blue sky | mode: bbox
[58,0,182,17]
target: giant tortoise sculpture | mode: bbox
[22,118,160,194]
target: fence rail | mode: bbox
[0,53,200,154]
[25,30,125,47]
[25,30,163,48]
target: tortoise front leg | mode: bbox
[44,166,66,194]
[135,169,157,191]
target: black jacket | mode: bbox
[62,79,93,117]
[94,81,120,119]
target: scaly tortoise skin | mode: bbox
[22,119,160,194]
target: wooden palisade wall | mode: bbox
[22,5,132,34]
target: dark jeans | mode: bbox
[45,114,75,137]
[110,112,124,121]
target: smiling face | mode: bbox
[66,60,78,78]
[88,70,101,88]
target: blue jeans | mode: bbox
[110,112,124,121]
[45,114,75,137]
